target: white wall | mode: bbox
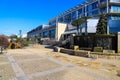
[82,19,98,33]
[118,32,120,52]
[87,19,98,33]
[56,23,67,41]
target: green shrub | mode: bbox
[94,47,103,52]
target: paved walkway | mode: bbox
[0,45,120,80]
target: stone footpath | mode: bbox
[0,45,120,80]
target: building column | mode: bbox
[117,32,120,53]
[107,0,110,34]
[85,3,88,35]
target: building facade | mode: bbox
[49,0,120,33]
[27,25,49,38]
[27,0,120,41]
[27,23,67,41]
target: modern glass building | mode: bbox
[49,0,120,33]
[27,25,49,38]
[28,0,120,41]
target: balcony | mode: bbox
[109,2,120,6]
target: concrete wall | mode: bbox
[82,19,98,33]
[56,23,67,41]
[118,32,120,53]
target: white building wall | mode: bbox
[82,19,99,33]
[56,23,67,41]
[87,19,99,33]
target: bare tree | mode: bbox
[0,35,9,53]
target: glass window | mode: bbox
[110,16,120,20]
[92,1,98,9]
[87,5,92,12]
[43,31,48,38]
[58,17,63,22]
[110,0,120,2]
[111,6,120,13]
[64,13,71,23]
[78,8,83,18]
[49,20,56,25]
[38,26,42,30]
[78,8,82,14]
[87,12,92,16]
[39,33,41,36]
[49,29,55,38]
[92,9,99,15]
[100,8,107,14]
[72,11,77,21]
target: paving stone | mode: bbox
[0,56,9,63]
[13,55,43,61]
[17,76,28,80]
[0,64,16,80]
[29,69,98,80]
[5,47,120,80]
[18,59,61,74]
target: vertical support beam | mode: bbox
[106,0,109,14]
[98,0,101,14]
[117,32,120,53]
[76,10,79,19]
[106,0,110,34]
[85,3,88,35]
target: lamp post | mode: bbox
[19,30,22,38]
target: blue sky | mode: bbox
[0,0,84,36]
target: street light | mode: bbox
[19,30,22,38]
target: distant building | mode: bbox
[27,23,67,41]
[27,0,120,41]
[27,25,49,38]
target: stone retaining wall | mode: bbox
[60,49,74,55]
[74,50,90,57]
[90,54,120,59]
[118,32,120,53]
[60,48,90,57]
[52,47,120,59]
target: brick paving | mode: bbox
[0,55,8,63]
[0,54,16,80]
[18,59,61,74]
[30,69,98,80]
[13,55,43,61]
[0,45,120,80]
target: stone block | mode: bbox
[117,32,120,53]
[53,46,61,52]
[103,50,115,54]
[74,46,79,51]
[74,50,90,57]
[60,49,74,55]
[94,47,103,52]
